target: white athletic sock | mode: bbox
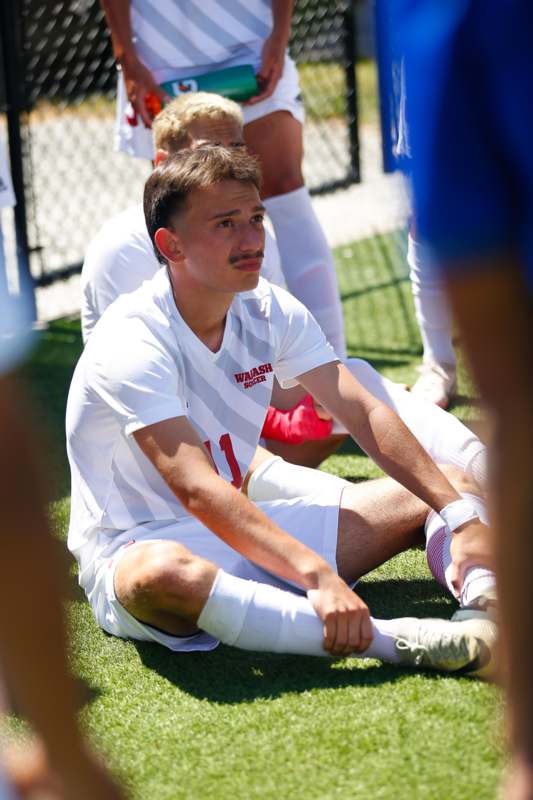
[408,234,456,369]
[264,187,346,358]
[197,570,402,662]
[345,358,487,488]
[247,455,350,503]
[425,493,496,607]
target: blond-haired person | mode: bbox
[82,93,284,343]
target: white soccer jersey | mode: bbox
[81,204,285,342]
[67,270,336,586]
[131,0,273,72]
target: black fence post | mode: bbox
[0,0,36,321]
[343,1,361,183]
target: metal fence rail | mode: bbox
[1,0,361,289]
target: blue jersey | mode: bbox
[395,0,533,291]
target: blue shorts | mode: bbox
[396,0,533,290]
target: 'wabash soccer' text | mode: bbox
[234,363,273,389]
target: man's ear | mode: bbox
[154,148,169,166]
[154,227,183,263]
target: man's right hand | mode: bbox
[307,571,373,656]
[121,53,170,128]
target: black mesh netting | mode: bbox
[15,0,359,281]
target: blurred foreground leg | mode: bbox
[446,258,533,798]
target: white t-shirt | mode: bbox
[67,270,336,586]
[81,204,285,342]
[130,0,273,72]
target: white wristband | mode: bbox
[439,499,480,532]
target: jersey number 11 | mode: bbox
[204,434,242,489]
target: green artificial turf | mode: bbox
[18,230,504,799]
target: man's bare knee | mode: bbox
[115,541,217,624]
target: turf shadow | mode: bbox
[133,641,410,704]
[132,578,456,705]
[357,577,454,620]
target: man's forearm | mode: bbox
[0,379,85,767]
[270,0,294,44]
[100,0,137,66]
[136,418,335,590]
[300,362,461,513]
[181,468,331,590]
[353,401,461,511]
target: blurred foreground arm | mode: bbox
[0,375,122,799]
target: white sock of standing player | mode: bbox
[407,234,456,369]
[264,187,347,359]
[425,493,496,608]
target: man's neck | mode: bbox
[168,271,235,353]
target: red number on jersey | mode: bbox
[219,433,242,489]
[203,434,242,489]
[203,440,219,474]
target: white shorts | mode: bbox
[85,488,343,653]
[115,52,305,159]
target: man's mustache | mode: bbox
[229,250,264,265]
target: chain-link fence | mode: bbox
[2,0,362,287]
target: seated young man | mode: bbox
[67,147,495,675]
[81,91,488,481]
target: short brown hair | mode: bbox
[152,92,243,152]
[144,146,262,264]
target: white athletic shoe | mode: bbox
[449,608,498,680]
[410,362,456,408]
[393,616,496,679]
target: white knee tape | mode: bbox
[246,455,349,503]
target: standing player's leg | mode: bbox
[244,109,346,358]
[408,233,457,408]
[446,262,533,781]
[398,0,533,782]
